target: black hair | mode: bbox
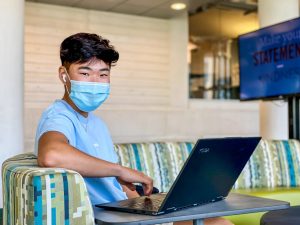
[60,33,119,68]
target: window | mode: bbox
[189,38,239,99]
[188,6,258,100]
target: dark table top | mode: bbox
[261,205,300,225]
[94,193,290,225]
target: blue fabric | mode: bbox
[34,99,127,205]
[69,80,110,112]
[132,144,142,171]
[62,173,69,224]
[283,141,296,187]
[33,176,42,225]
[51,208,56,225]
[4,170,11,225]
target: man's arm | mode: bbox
[38,131,153,195]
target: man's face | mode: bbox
[59,58,111,114]
[61,58,110,84]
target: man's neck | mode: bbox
[62,93,88,118]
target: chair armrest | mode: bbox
[2,153,94,225]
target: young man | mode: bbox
[35,33,150,204]
[35,33,233,225]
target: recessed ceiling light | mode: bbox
[171,3,186,10]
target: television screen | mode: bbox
[238,17,300,100]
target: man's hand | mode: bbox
[116,166,153,196]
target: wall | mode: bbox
[0,0,24,210]
[258,0,298,140]
[24,2,259,151]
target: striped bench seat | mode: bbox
[2,139,300,225]
[115,140,300,192]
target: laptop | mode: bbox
[96,137,261,215]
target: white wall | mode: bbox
[24,2,259,151]
[258,0,299,140]
[0,0,24,209]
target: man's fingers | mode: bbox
[117,177,136,191]
[142,177,153,196]
[126,183,136,191]
[118,166,154,195]
[142,183,153,196]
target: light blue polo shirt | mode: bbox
[34,99,127,205]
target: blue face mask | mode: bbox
[63,68,110,112]
[68,80,110,112]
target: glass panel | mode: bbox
[189,38,239,99]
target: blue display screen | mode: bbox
[238,17,300,100]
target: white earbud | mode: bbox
[62,74,67,83]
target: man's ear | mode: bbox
[58,66,67,84]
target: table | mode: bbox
[94,193,290,225]
[260,205,300,225]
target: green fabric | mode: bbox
[114,140,300,192]
[2,153,94,225]
[115,142,193,192]
[233,188,300,205]
[226,188,300,225]
[233,139,300,189]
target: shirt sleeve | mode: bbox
[37,113,75,144]
[111,145,120,163]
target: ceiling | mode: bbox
[25,0,259,38]
[189,0,258,38]
[189,7,258,39]
[26,0,189,18]
[25,0,258,19]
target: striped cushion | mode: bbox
[114,142,194,192]
[114,140,300,192]
[234,139,300,189]
[2,153,94,225]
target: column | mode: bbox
[258,0,299,139]
[169,12,189,108]
[0,0,24,207]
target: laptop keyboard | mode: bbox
[119,193,167,211]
